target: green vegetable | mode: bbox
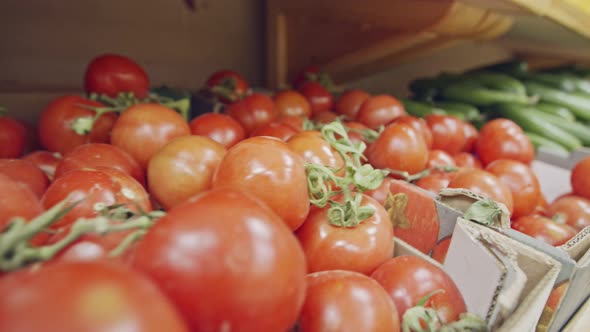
[535,103,576,122]
[525,132,570,156]
[434,101,481,122]
[401,99,446,118]
[524,81,590,121]
[442,83,532,106]
[526,109,590,146]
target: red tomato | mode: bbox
[312,111,340,124]
[295,193,394,275]
[275,90,312,118]
[212,136,310,231]
[292,65,321,88]
[447,168,514,214]
[392,115,433,149]
[0,173,43,233]
[415,172,455,196]
[205,70,250,103]
[132,188,307,332]
[189,113,245,148]
[298,270,401,332]
[287,131,345,173]
[0,159,49,199]
[453,152,482,169]
[356,95,406,129]
[55,143,144,186]
[431,236,452,264]
[371,256,467,324]
[365,177,396,205]
[226,93,278,135]
[23,150,62,181]
[546,281,569,312]
[462,122,478,152]
[278,115,305,132]
[42,167,151,229]
[0,261,188,332]
[335,90,370,120]
[343,121,371,146]
[475,118,534,166]
[298,81,334,115]
[571,157,590,200]
[250,122,298,141]
[425,114,466,155]
[426,150,456,169]
[367,123,428,175]
[0,116,26,158]
[110,103,190,169]
[84,54,150,98]
[485,159,540,219]
[39,95,117,155]
[547,195,590,231]
[148,136,226,210]
[512,215,577,246]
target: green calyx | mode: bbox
[463,199,502,226]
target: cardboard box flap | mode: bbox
[536,148,590,170]
[437,188,511,230]
[434,199,463,241]
[563,295,590,332]
[530,160,572,202]
[561,226,590,261]
[393,237,443,268]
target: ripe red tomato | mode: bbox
[365,177,396,205]
[512,215,577,246]
[148,136,226,210]
[485,159,540,219]
[275,90,312,118]
[426,150,456,169]
[0,159,49,199]
[462,122,478,152]
[292,65,321,88]
[55,143,145,186]
[312,111,340,124]
[189,113,245,148]
[0,261,189,332]
[132,188,307,332]
[205,70,250,103]
[298,81,333,115]
[0,116,26,158]
[0,173,43,233]
[298,270,401,332]
[343,121,371,146]
[431,236,452,264]
[475,118,534,166]
[392,115,433,149]
[110,103,190,169]
[84,54,150,98]
[371,255,467,324]
[367,123,428,175]
[335,89,370,120]
[547,195,590,231]
[23,150,62,181]
[571,157,590,200]
[39,95,117,155]
[278,115,305,132]
[212,136,310,231]
[447,168,514,214]
[287,131,345,173]
[453,152,482,169]
[226,93,278,135]
[356,95,406,129]
[545,281,569,312]
[295,193,394,275]
[250,122,298,141]
[425,114,466,155]
[415,172,456,196]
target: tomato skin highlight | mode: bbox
[547,195,590,231]
[426,150,456,169]
[287,131,345,173]
[275,90,312,118]
[84,54,150,98]
[425,114,466,155]
[23,150,62,181]
[250,122,298,141]
[298,81,334,115]
[189,112,245,148]
[392,115,433,149]
[0,116,26,158]
[453,152,482,169]
[475,118,534,166]
[512,215,577,246]
[132,188,307,332]
[367,123,428,175]
[356,95,406,129]
[226,93,278,135]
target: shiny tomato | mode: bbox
[512,215,576,246]
[55,143,144,186]
[343,121,371,146]
[298,270,401,332]
[148,136,226,210]
[110,103,190,169]
[425,114,466,155]
[312,111,340,124]
[84,54,150,98]
[292,65,321,88]
[0,116,26,158]
[0,261,188,332]
[23,150,62,181]
[132,188,307,332]
[189,113,245,148]
[415,172,455,196]
[571,157,590,200]
[335,90,370,120]
[275,90,312,118]
[392,115,433,149]
[356,95,406,129]
[226,93,278,135]
[426,150,456,169]
[250,122,298,141]
[367,123,428,175]
[287,131,345,173]
[298,81,333,115]
[205,70,249,103]
[278,115,305,132]
[462,122,478,152]
[475,118,534,166]
[485,159,540,219]
[545,281,569,312]
[371,255,467,324]
[431,236,452,264]
[453,152,482,169]
[365,177,396,205]
[0,159,49,199]
[39,95,117,155]
[295,193,394,275]
[212,136,310,231]
[447,168,514,214]
[0,173,43,233]
[547,195,590,231]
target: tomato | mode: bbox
[296,193,394,275]
[312,111,340,124]
[356,95,406,129]
[392,115,433,149]
[110,103,190,169]
[512,215,576,246]
[571,157,590,200]
[371,255,467,324]
[84,54,150,98]
[212,136,310,231]
[298,81,333,115]
[189,113,245,148]
[475,118,534,166]
[447,168,514,214]
[545,281,569,312]
[23,150,62,181]
[250,122,298,141]
[415,172,455,196]
[335,90,370,120]
[462,122,478,152]
[132,188,306,332]
[278,115,305,132]
[0,173,43,233]
[226,93,278,135]
[148,136,226,210]
[547,195,590,231]
[298,270,401,332]
[0,159,49,199]
[485,160,540,219]
[42,167,151,229]
[343,121,371,146]
[39,95,117,155]
[365,177,396,205]
[275,90,312,118]
[0,261,188,332]
[287,131,345,172]
[55,143,145,186]
[367,123,428,175]
[426,150,456,169]
[0,116,26,158]
[292,65,321,88]
[431,236,452,264]
[205,70,249,103]
[425,115,466,155]
[453,152,482,169]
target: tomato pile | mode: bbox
[0,55,584,332]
